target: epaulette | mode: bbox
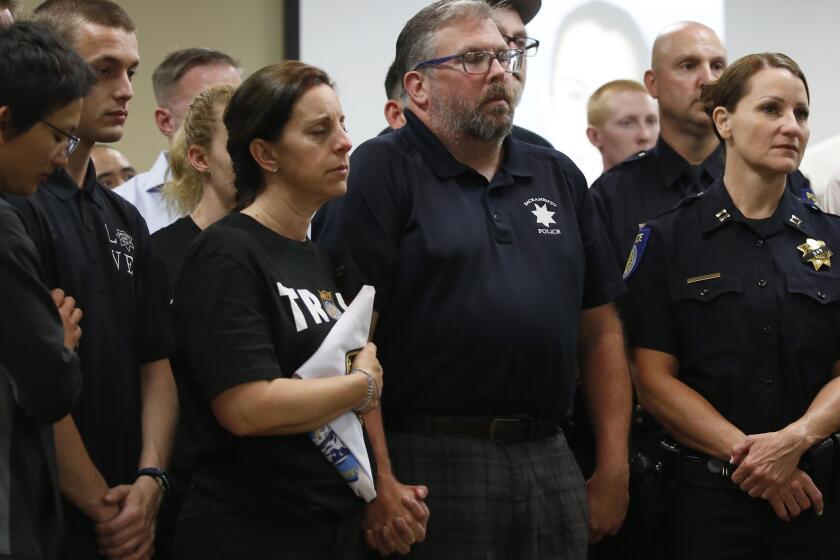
[611,149,651,170]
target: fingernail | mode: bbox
[729,456,735,464]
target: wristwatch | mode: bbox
[136,467,170,494]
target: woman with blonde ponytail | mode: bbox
[147,83,236,559]
[151,84,236,298]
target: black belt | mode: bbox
[678,454,738,490]
[385,414,560,443]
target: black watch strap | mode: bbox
[136,467,170,493]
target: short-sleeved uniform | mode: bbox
[621,180,840,559]
[171,213,365,560]
[316,110,625,559]
[591,136,816,269]
[0,198,81,560]
[7,164,171,558]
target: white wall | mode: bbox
[304,0,838,185]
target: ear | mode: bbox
[586,125,602,150]
[154,107,176,138]
[404,70,429,110]
[249,138,279,174]
[384,100,406,130]
[188,144,210,174]
[0,106,9,143]
[712,106,732,140]
[643,69,658,99]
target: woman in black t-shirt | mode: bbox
[172,61,383,560]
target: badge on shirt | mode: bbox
[797,239,832,271]
[623,227,651,281]
[319,290,344,320]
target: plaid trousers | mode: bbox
[377,431,589,560]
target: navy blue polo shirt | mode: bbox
[8,163,171,489]
[316,110,625,420]
[621,180,840,436]
[590,136,815,269]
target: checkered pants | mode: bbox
[378,431,589,560]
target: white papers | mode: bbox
[296,285,377,502]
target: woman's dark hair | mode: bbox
[224,61,333,209]
[701,52,809,143]
[0,21,96,137]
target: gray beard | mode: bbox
[431,81,514,142]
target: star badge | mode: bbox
[532,203,556,227]
[797,238,833,271]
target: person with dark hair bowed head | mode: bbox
[620,53,840,559]
[171,61,384,560]
[0,21,94,559]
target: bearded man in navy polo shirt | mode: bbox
[316,1,631,558]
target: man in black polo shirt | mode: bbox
[316,1,631,558]
[590,21,815,268]
[9,1,176,558]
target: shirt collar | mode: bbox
[699,179,817,238]
[145,150,171,193]
[653,136,724,190]
[400,109,534,181]
[41,160,103,207]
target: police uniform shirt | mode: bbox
[173,212,362,520]
[621,180,840,436]
[591,136,816,269]
[7,164,171,490]
[316,109,625,421]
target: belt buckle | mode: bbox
[489,418,520,442]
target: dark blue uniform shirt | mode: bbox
[8,164,170,489]
[316,110,625,420]
[621,180,840,436]
[590,136,816,269]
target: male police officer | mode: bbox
[317,2,631,558]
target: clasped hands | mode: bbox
[88,476,163,560]
[728,426,823,521]
[362,472,430,556]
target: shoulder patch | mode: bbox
[623,226,651,281]
[801,186,822,212]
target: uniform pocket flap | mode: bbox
[669,273,743,302]
[786,273,840,304]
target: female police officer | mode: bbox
[621,53,840,559]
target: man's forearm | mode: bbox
[579,304,632,472]
[138,358,178,469]
[53,415,113,520]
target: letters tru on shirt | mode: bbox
[276,281,349,332]
[105,223,135,275]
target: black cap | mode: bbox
[489,0,542,24]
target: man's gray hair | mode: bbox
[394,0,500,81]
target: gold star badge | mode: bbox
[797,238,833,271]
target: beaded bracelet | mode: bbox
[351,368,375,413]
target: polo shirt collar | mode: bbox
[41,160,102,208]
[401,109,534,181]
[653,136,724,190]
[699,179,816,238]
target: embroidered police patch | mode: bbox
[623,227,651,280]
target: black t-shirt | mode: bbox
[174,212,362,519]
[316,110,624,420]
[150,215,201,299]
[620,181,840,435]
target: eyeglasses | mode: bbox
[413,48,524,75]
[40,119,80,156]
[503,35,540,57]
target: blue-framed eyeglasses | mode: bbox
[40,119,80,156]
[413,48,524,75]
